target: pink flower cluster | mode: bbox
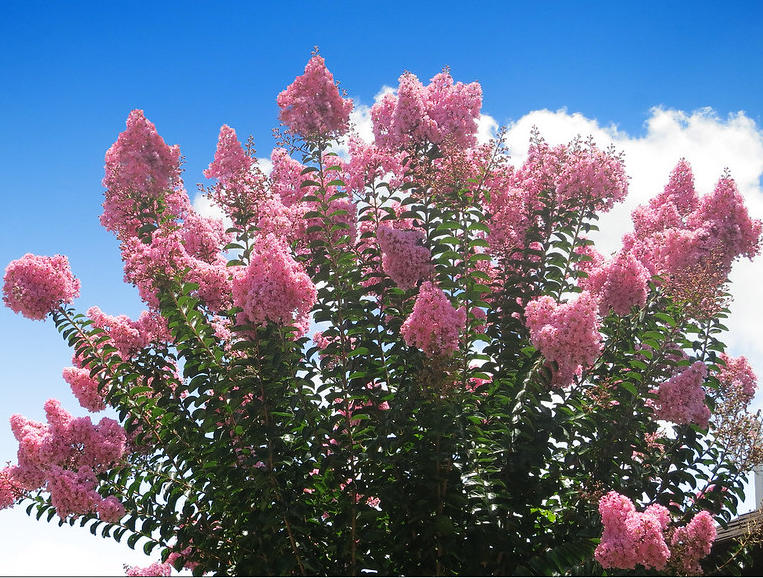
[626,161,761,280]
[3,253,80,320]
[523,292,602,387]
[343,136,408,196]
[277,54,353,138]
[120,217,233,312]
[204,124,251,184]
[670,510,717,575]
[580,251,651,316]
[0,467,22,509]
[88,306,170,359]
[513,136,628,214]
[371,70,482,150]
[181,211,232,264]
[716,353,757,405]
[400,281,466,357]
[232,234,316,337]
[652,361,710,428]
[485,186,530,257]
[204,125,270,224]
[554,140,629,212]
[3,399,128,520]
[595,491,671,570]
[125,562,172,577]
[62,366,106,412]
[101,110,187,238]
[376,224,432,290]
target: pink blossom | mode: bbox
[400,281,466,357]
[3,254,80,320]
[376,225,432,290]
[524,292,602,387]
[513,138,565,205]
[62,367,106,412]
[232,234,316,338]
[486,186,530,257]
[125,562,172,577]
[595,491,671,571]
[581,251,650,316]
[205,126,269,223]
[97,495,126,523]
[343,136,407,195]
[87,307,169,359]
[554,140,628,212]
[101,110,186,238]
[0,467,21,510]
[120,229,193,307]
[671,510,716,575]
[514,135,627,214]
[277,54,353,138]
[717,353,757,405]
[371,70,481,150]
[271,147,308,207]
[204,125,251,184]
[181,211,231,264]
[652,361,710,428]
[186,262,234,313]
[46,465,101,518]
[632,160,697,237]
[688,175,761,262]
[166,547,198,571]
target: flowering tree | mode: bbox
[2,52,763,576]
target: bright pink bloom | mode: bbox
[595,491,671,571]
[87,307,169,359]
[232,234,316,338]
[524,292,602,387]
[46,465,101,518]
[717,353,757,405]
[554,140,629,212]
[101,110,186,238]
[343,136,407,195]
[186,262,234,313]
[400,281,466,357]
[376,225,432,290]
[486,186,530,257]
[653,361,710,428]
[0,467,21,510]
[632,160,698,238]
[181,211,231,264]
[205,126,269,223]
[97,495,126,523]
[271,147,308,207]
[581,251,651,316]
[62,367,106,412]
[688,175,761,262]
[125,562,172,577]
[3,254,80,320]
[671,511,716,575]
[166,547,198,571]
[371,70,481,150]
[277,54,353,138]
[204,125,251,184]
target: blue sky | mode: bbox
[1,0,762,574]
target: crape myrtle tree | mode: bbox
[2,52,763,576]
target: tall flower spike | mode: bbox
[277,54,353,138]
[101,110,187,238]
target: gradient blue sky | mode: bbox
[1,1,762,574]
